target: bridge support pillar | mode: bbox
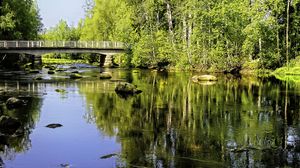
[101,54,118,68]
[30,54,42,68]
[99,54,106,67]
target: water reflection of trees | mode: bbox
[0,83,42,166]
[80,71,300,167]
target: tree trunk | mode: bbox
[182,16,187,44]
[286,0,290,66]
[187,13,193,65]
[156,8,160,28]
[284,82,288,149]
[208,5,212,53]
[187,13,192,48]
[277,27,280,60]
[276,4,280,62]
[166,1,173,40]
[259,38,262,54]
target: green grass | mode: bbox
[273,67,300,75]
[273,56,300,82]
[273,67,300,82]
[42,58,86,64]
[273,56,300,75]
[274,73,300,83]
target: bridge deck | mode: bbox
[0,41,125,49]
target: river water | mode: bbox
[0,67,299,167]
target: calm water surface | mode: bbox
[0,68,300,168]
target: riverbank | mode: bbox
[271,56,300,82]
[273,67,300,83]
[4,56,300,84]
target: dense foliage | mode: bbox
[0,0,42,69]
[0,0,42,40]
[73,0,300,71]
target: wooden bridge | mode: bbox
[0,41,126,67]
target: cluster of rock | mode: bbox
[32,65,143,98]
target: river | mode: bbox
[0,67,299,167]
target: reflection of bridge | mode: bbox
[0,41,126,67]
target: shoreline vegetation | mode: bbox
[42,57,300,81]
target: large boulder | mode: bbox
[99,72,112,79]
[44,65,56,70]
[48,70,55,74]
[34,76,43,80]
[115,82,142,95]
[56,68,67,72]
[6,97,26,109]
[45,123,63,129]
[29,69,40,74]
[0,116,21,135]
[192,75,217,82]
[70,74,83,79]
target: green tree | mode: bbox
[0,0,42,69]
[41,20,81,59]
[0,0,42,40]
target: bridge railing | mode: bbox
[0,41,125,49]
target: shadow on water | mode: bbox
[79,70,300,167]
[0,82,42,168]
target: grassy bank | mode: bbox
[42,58,87,64]
[273,56,300,75]
[273,67,300,75]
[272,56,300,82]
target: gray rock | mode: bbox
[48,70,55,74]
[49,66,56,70]
[100,153,117,159]
[55,89,66,93]
[35,76,43,80]
[192,75,217,82]
[70,74,83,79]
[44,65,56,70]
[115,82,142,95]
[99,72,112,79]
[46,123,63,129]
[29,69,40,74]
[60,163,70,168]
[56,68,66,72]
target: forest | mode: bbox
[1,0,300,73]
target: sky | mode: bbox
[36,0,86,29]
